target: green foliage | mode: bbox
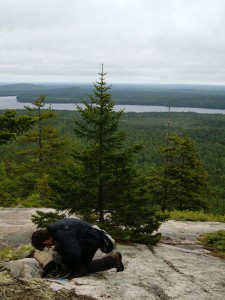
[0,161,24,207]
[2,108,225,216]
[108,226,162,245]
[0,161,13,206]
[31,210,66,228]
[19,95,71,166]
[72,66,142,223]
[52,68,166,244]
[149,135,208,212]
[18,193,43,207]
[198,230,225,255]
[0,245,34,263]
[12,96,73,207]
[2,84,225,242]
[103,175,169,244]
[2,83,225,109]
[108,211,167,245]
[169,210,225,222]
[0,109,35,145]
[120,112,225,214]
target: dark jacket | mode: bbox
[47,218,101,272]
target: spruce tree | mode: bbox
[56,67,168,244]
[0,109,34,145]
[15,95,71,205]
[150,134,208,211]
[72,66,141,222]
[0,109,35,206]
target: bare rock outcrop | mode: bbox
[47,243,225,300]
[0,208,225,299]
[3,258,43,279]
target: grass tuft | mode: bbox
[169,210,225,222]
[198,230,225,258]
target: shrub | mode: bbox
[31,210,66,228]
[169,210,225,222]
[198,230,225,256]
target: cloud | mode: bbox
[0,0,225,84]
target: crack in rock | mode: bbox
[140,283,171,300]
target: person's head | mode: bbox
[31,229,54,251]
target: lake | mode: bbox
[1,96,225,114]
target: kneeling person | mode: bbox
[31,218,124,277]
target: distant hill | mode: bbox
[0,83,225,109]
[0,83,48,91]
[0,83,91,103]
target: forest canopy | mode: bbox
[1,78,225,242]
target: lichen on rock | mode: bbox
[0,272,96,300]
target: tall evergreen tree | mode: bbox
[15,95,71,205]
[71,66,141,222]
[150,135,208,211]
[0,109,35,206]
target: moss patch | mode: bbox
[198,230,225,258]
[0,244,34,263]
[0,272,97,300]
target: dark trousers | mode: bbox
[78,235,115,274]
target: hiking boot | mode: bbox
[112,252,124,272]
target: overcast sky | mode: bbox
[0,0,225,85]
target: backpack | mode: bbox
[59,221,116,254]
[92,225,116,253]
